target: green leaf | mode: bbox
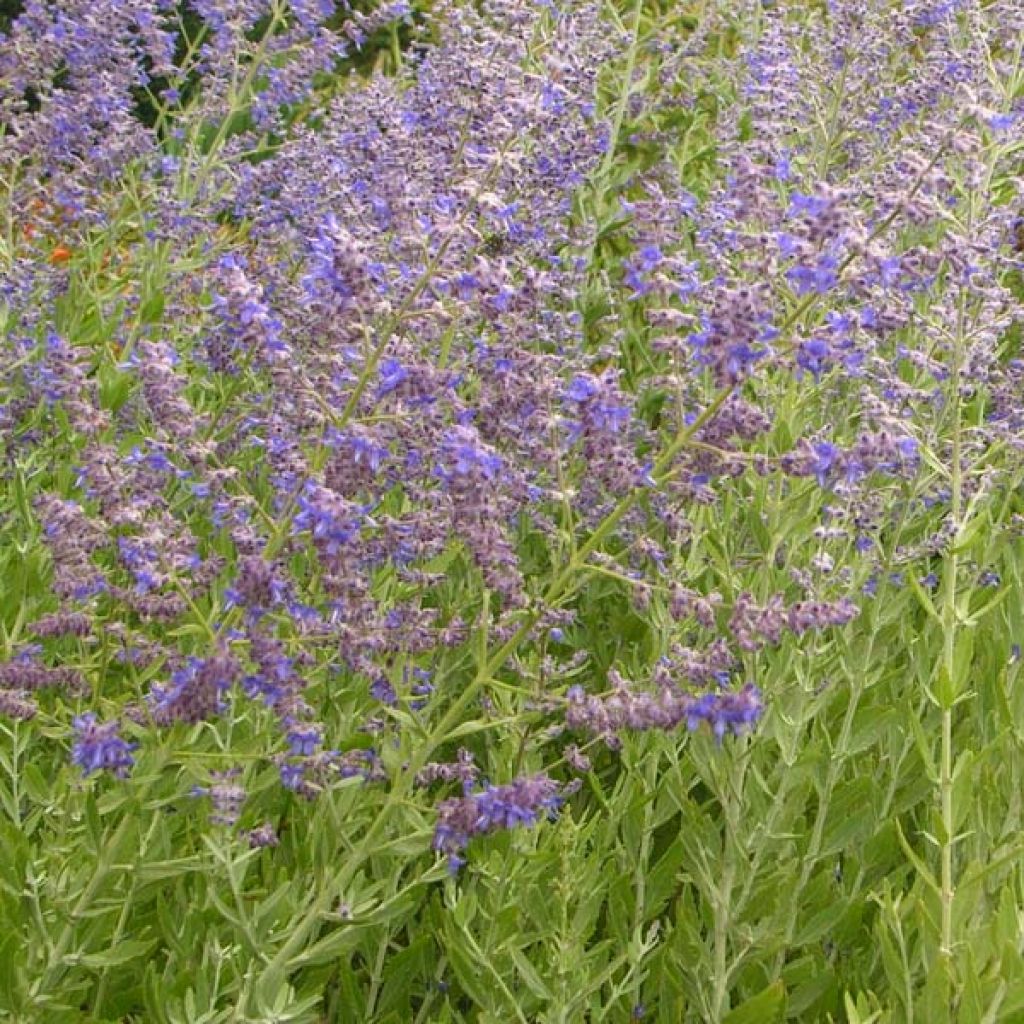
[20,762,50,805]
[721,981,787,1024]
[907,710,939,783]
[74,938,157,969]
[285,923,364,970]
[909,573,941,622]
[444,927,499,1013]
[893,819,940,894]
[508,946,552,1001]
[794,902,848,947]
[964,586,1010,627]
[952,514,988,554]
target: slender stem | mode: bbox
[710,748,743,1022]
[187,1,288,199]
[597,0,644,183]
[938,262,967,988]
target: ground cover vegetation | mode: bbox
[1,0,1023,1020]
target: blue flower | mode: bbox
[796,337,832,380]
[370,676,398,706]
[988,113,1015,132]
[437,427,504,482]
[787,254,839,295]
[810,442,841,487]
[377,358,409,397]
[71,713,136,778]
[788,192,832,219]
[565,375,599,403]
[286,723,322,756]
[280,762,306,791]
[433,775,563,873]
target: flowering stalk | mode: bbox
[936,302,963,1008]
[183,0,291,200]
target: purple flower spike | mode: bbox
[433,774,563,873]
[71,713,136,778]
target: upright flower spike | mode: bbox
[192,769,247,827]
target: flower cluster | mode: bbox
[433,774,564,873]
[566,674,763,747]
[70,713,136,778]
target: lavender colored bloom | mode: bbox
[377,359,410,398]
[232,556,282,611]
[564,373,632,435]
[0,691,38,721]
[433,774,563,873]
[246,822,280,849]
[302,213,371,308]
[71,713,136,778]
[796,337,833,381]
[149,651,241,725]
[416,748,479,788]
[987,113,1015,132]
[437,426,504,482]
[286,722,322,756]
[786,254,839,295]
[370,676,399,706]
[0,657,87,695]
[810,442,841,487]
[193,770,246,827]
[208,255,289,371]
[566,676,763,744]
[280,762,306,792]
[293,483,366,554]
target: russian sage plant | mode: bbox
[1,0,1023,1021]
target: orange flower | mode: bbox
[49,245,72,264]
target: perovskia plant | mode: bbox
[1,0,1023,1020]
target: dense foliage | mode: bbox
[1,0,1023,1020]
